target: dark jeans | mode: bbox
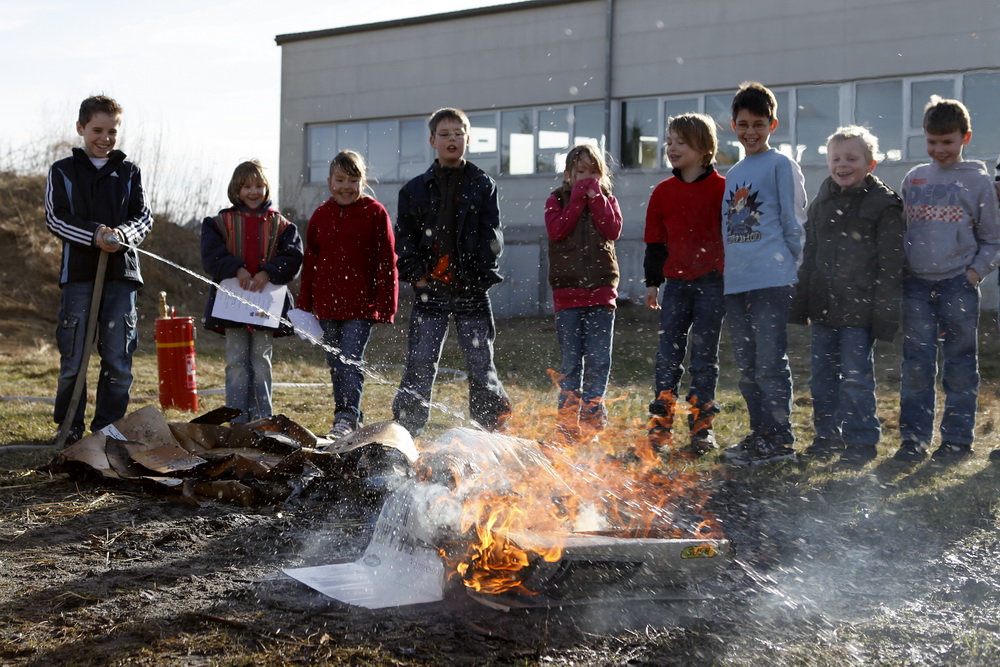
[555,305,615,404]
[725,286,794,443]
[321,319,374,428]
[55,280,138,432]
[809,323,879,447]
[392,286,511,436]
[652,274,725,412]
[900,274,980,447]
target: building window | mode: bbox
[792,85,839,164]
[620,99,658,169]
[468,113,499,176]
[906,78,956,159]
[963,72,1000,159]
[572,103,606,153]
[856,80,903,162]
[502,109,535,175]
[537,107,570,174]
[399,119,429,182]
[367,121,398,183]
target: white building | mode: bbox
[276,0,1000,316]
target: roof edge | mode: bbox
[275,0,590,45]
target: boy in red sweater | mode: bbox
[643,113,727,457]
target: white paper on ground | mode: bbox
[287,308,324,341]
[211,278,286,329]
[282,485,445,609]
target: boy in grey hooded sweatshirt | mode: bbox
[895,96,1000,464]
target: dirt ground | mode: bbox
[3,438,1000,666]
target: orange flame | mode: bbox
[414,391,724,595]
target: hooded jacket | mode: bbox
[900,159,1000,281]
[790,174,904,342]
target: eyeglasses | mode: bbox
[435,131,467,139]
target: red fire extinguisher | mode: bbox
[154,292,199,412]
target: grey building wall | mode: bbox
[277,0,1000,316]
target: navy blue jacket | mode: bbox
[394,160,504,291]
[200,204,303,336]
[44,148,153,285]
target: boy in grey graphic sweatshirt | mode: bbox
[895,96,1000,465]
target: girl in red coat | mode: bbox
[298,151,398,439]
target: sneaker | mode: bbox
[327,420,355,441]
[892,440,928,463]
[931,442,973,464]
[725,436,796,466]
[719,432,758,463]
[678,430,719,457]
[52,425,85,447]
[838,444,878,466]
[801,437,844,461]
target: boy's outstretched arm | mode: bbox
[116,164,153,248]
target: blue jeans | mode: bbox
[55,280,138,432]
[555,305,615,404]
[652,274,725,412]
[225,327,273,423]
[392,286,511,436]
[725,286,794,443]
[321,318,373,428]
[899,274,980,447]
[810,323,879,447]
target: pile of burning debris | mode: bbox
[51,406,730,608]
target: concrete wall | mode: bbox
[277,0,1000,316]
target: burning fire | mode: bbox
[413,396,724,596]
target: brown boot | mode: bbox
[556,390,582,442]
[646,390,677,453]
[579,397,608,441]
[679,397,720,457]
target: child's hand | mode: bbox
[236,267,253,290]
[645,286,661,310]
[967,268,981,286]
[250,270,271,292]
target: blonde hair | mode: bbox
[564,144,613,194]
[668,113,719,168]
[227,160,270,207]
[827,125,881,163]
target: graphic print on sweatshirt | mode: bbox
[903,178,965,223]
[725,182,763,242]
